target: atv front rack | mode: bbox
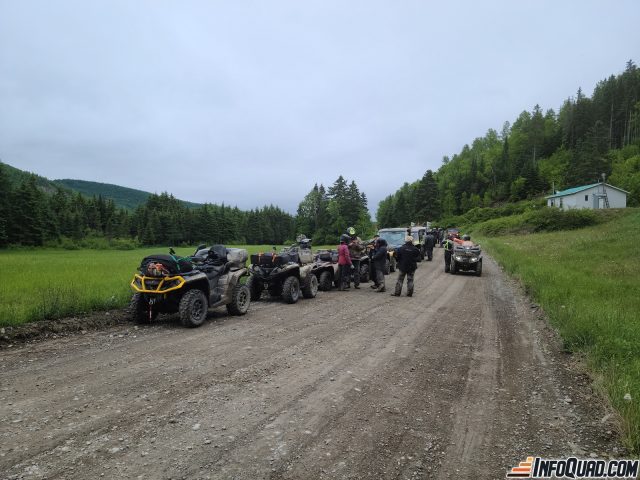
[131,274,186,294]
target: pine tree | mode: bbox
[11,176,46,245]
[414,170,441,221]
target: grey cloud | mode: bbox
[1,0,639,214]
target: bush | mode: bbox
[109,238,139,250]
[438,199,545,230]
[473,207,600,236]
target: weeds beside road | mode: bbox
[478,209,640,452]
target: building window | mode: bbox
[585,195,589,201]
[551,200,554,206]
[560,198,563,208]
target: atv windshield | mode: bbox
[379,231,406,246]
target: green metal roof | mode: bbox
[546,183,601,199]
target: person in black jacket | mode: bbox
[392,236,421,297]
[443,234,454,272]
[367,235,380,289]
[424,230,436,261]
[371,238,388,292]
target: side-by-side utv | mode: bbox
[129,245,251,327]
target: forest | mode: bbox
[377,60,640,227]
[0,166,371,248]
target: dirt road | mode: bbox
[1,250,620,479]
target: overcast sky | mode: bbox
[1,1,639,216]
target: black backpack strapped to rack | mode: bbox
[140,254,193,275]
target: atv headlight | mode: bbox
[455,256,463,261]
[470,257,478,262]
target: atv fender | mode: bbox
[299,264,314,279]
[212,268,248,307]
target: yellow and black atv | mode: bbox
[129,245,251,327]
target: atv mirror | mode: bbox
[169,247,176,255]
[195,244,206,255]
[272,246,277,252]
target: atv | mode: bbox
[450,243,483,276]
[246,237,318,303]
[352,250,371,284]
[129,245,251,328]
[311,249,340,291]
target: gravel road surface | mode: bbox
[0,251,620,479]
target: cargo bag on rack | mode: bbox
[140,254,193,275]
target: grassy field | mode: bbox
[477,209,640,451]
[0,244,336,327]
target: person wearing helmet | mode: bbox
[462,234,470,241]
[391,235,421,297]
[346,227,364,289]
[337,234,353,291]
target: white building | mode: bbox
[546,182,628,210]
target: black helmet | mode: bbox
[340,234,350,243]
[462,234,471,241]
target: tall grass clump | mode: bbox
[478,209,640,451]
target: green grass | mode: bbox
[0,244,336,327]
[477,208,640,451]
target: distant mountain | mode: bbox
[0,161,202,210]
[53,179,202,210]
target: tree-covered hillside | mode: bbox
[0,163,297,248]
[0,161,61,194]
[0,161,378,248]
[378,60,640,227]
[53,179,202,211]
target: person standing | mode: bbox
[443,234,454,273]
[371,238,388,292]
[392,235,421,297]
[337,234,352,290]
[346,227,365,289]
[368,235,380,289]
[424,230,436,261]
